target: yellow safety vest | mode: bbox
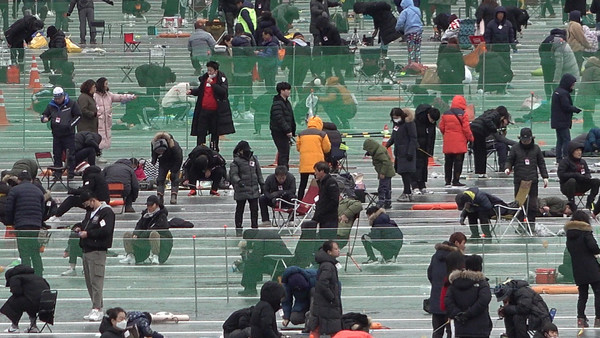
[237,6,257,34]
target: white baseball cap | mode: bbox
[53,87,64,97]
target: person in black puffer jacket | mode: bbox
[5,172,45,276]
[445,255,492,338]
[309,241,342,336]
[494,279,551,337]
[182,145,227,196]
[361,207,403,264]
[40,25,67,73]
[74,131,102,166]
[270,82,296,169]
[102,159,139,213]
[230,141,265,235]
[50,165,109,221]
[312,161,339,240]
[250,281,285,338]
[322,121,344,172]
[558,141,600,215]
[353,2,402,46]
[427,232,466,338]
[565,210,600,328]
[223,306,253,338]
[484,6,515,58]
[4,14,44,69]
[0,264,50,333]
[470,107,515,176]
[551,73,581,163]
[505,128,549,230]
[151,132,183,205]
[119,195,173,265]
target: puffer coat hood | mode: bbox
[494,6,507,23]
[559,73,577,91]
[260,280,285,311]
[451,95,467,110]
[307,116,324,130]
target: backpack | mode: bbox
[168,217,194,228]
[333,173,356,199]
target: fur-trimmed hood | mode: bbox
[152,132,176,148]
[565,220,593,232]
[402,107,415,123]
[449,269,486,284]
[434,242,459,252]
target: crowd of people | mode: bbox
[5,0,600,336]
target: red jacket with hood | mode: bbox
[439,96,474,154]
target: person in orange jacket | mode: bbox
[296,116,331,200]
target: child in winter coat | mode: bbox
[230,141,265,236]
[395,0,423,64]
[363,139,395,209]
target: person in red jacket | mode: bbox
[439,95,474,187]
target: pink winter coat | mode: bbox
[93,91,135,149]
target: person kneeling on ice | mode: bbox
[494,279,551,337]
[281,266,317,331]
[0,264,50,333]
[251,281,287,338]
[456,187,507,240]
[99,307,164,338]
[119,195,173,265]
[361,206,403,264]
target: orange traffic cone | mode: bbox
[4,225,15,239]
[0,90,9,126]
[28,55,41,93]
[428,156,440,167]
[382,124,394,161]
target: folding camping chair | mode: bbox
[492,180,533,241]
[107,182,126,214]
[123,33,141,52]
[34,151,68,190]
[36,289,57,333]
[275,179,320,235]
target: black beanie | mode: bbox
[47,26,58,38]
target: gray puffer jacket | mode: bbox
[230,142,264,201]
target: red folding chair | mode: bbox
[34,151,68,190]
[276,179,320,235]
[123,33,141,52]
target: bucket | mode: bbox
[535,268,556,284]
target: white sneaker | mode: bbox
[119,253,135,265]
[83,309,95,320]
[149,254,159,265]
[478,174,488,178]
[4,324,18,333]
[412,189,422,195]
[420,188,434,194]
[87,309,103,321]
[46,215,61,223]
[61,268,77,276]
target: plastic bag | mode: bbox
[29,33,48,49]
[65,37,82,53]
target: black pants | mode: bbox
[40,48,67,72]
[495,141,508,170]
[272,131,291,168]
[297,173,311,200]
[555,128,571,163]
[444,153,464,185]
[412,151,429,189]
[400,172,413,194]
[55,195,84,217]
[53,134,76,175]
[0,295,38,326]
[16,230,43,276]
[560,178,600,206]
[432,313,451,338]
[157,159,182,196]
[467,210,493,238]
[472,130,488,175]
[78,7,97,43]
[259,195,275,222]
[578,281,600,319]
[74,147,96,166]
[195,109,219,151]
[514,181,539,227]
[235,198,258,229]
[0,4,8,31]
[504,314,529,338]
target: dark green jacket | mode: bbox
[363,139,395,178]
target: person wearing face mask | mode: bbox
[504,128,549,234]
[150,132,183,205]
[230,141,265,237]
[386,107,417,202]
[99,307,128,338]
[188,60,235,152]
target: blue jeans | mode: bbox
[555,128,571,162]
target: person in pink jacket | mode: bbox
[93,77,136,155]
[439,95,474,187]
